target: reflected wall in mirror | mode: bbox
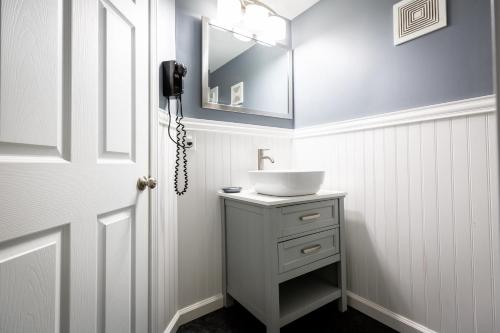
[202,17,293,119]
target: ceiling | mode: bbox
[261,0,321,20]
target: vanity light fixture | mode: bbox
[216,0,287,43]
[244,3,269,31]
[216,0,242,27]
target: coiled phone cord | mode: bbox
[166,96,189,195]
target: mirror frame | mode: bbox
[201,17,293,119]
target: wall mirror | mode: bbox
[202,17,293,119]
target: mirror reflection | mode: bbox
[205,23,291,117]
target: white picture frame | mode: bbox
[208,86,219,104]
[231,82,244,106]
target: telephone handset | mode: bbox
[162,60,189,195]
[162,60,187,97]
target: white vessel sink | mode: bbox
[248,170,325,197]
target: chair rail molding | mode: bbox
[159,113,294,138]
[294,95,496,138]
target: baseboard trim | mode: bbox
[165,291,439,333]
[294,95,496,138]
[347,291,437,333]
[164,294,224,333]
[163,311,180,333]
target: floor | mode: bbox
[177,302,397,333]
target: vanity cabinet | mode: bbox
[219,191,347,333]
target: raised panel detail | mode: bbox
[99,2,136,162]
[0,0,70,161]
[0,229,67,333]
[98,207,135,333]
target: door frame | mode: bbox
[493,0,500,221]
[491,1,500,326]
[149,0,160,332]
[494,1,500,150]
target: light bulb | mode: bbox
[266,15,286,41]
[217,0,242,26]
[244,4,269,31]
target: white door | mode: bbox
[0,0,151,332]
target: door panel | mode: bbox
[0,0,70,161]
[0,0,65,148]
[99,0,136,161]
[97,208,135,333]
[0,0,150,332]
[0,228,68,333]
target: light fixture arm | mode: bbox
[239,0,285,19]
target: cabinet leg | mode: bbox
[265,323,280,333]
[337,198,348,313]
[338,294,347,312]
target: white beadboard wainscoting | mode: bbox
[293,95,500,333]
[158,114,293,332]
[158,120,180,330]
[173,118,293,308]
[158,95,499,333]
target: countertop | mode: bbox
[217,189,347,207]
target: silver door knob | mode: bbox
[137,176,157,191]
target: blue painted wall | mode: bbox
[175,0,294,128]
[292,0,493,127]
[209,44,289,114]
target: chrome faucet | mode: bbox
[258,149,275,170]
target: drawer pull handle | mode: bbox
[300,244,322,255]
[300,213,321,221]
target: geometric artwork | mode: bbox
[231,82,244,106]
[393,0,447,45]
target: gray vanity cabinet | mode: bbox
[219,192,347,333]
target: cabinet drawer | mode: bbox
[279,200,337,237]
[278,228,339,273]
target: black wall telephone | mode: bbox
[162,60,189,195]
[162,60,187,97]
